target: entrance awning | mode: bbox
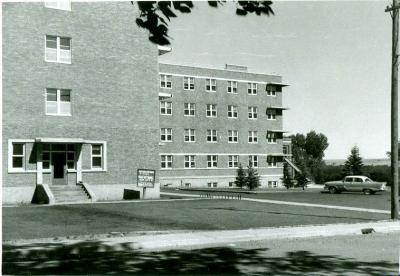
[268,129,288,133]
[266,106,289,110]
[267,82,289,87]
[35,138,86,144]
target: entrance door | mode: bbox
[52,152,67,185]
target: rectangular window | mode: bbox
[267,109,277,120]
[42,144,75,170]
[206,104,217,117]
[228,130,238,143]
[248,106,258,119]
[184,103,196,116]
[160,101,172,115]
[66,144,75,169]
[267,132,277,144]
[268,181,278,188]
[160,74,172,89]
[248,131,258,143]
[183,77,195,90]
[207,155,218,168]
[184,155,196,168]
[229,181,234,187]
[227,81,238,94]
[205,78,217,92]
[91,144,103,169]
[228,155,239,168]
[161,155,173,169]
[227,105,238,118]
[207,129,218,143]
[247,83,257,95]
[45,0,71,10]
[266,84,281,96]
[268,156,278,168]
[11,143,25,170]
[283,145,289,155]
[160,128,172,142]
[46,88,71,116]
[249,155,258,168]
[45,35,71,63]
[184,129,196,142]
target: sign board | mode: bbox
[137,169,155,188]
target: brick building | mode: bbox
[2,1,161,204]
[158,63,289,188]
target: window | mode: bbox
[248,131,258,143]
[45,0,71,11]
[46,88,71,115]
[42,144,75,170]
[161,155,173,169]
[283,145,289,155]
[268,181,278,188]
[267,132,277,144]
[160,101,172,115]
[183,77,195,90]
[248,106,258,119]
[249,155,258,168]
[207,129,218,143]
[229,181,234,187]
[266,84,281,96]
[207,182,217,188]
[45,35,71,63]
[184,155,196,168]
[267,109,277,120]
[227,105,238,118]
[66,144,75,169]
[184,103,196,116]
[268,156,278,168]
[91,144,103,169]
[160,128,172,142]
[206,104,217,117]
[247,83,257,95]
[228,155,239,168]
[207,155,218,168]
[160,74,172,89]
[228,130,238,143]
[206,78,217,92]
[227,81,238,94]
[11,143,25,170]
[184,129,196,142]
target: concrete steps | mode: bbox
[50,185,91,203]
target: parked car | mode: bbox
[324,176,386,195]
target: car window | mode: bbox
[354,178,363,182]
[345,177,353,182]
[365,178,372,182]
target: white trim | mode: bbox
[160,174,284,180]
[159,153,270,156]
[44,35,72,64]
[8,140,27,173]
[90,142,106,171]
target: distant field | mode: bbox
[324,158,390,166]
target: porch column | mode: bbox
[76,144,83,183]
[36,143,43,185]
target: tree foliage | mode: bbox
[134,1,274,45]
[246,164,260,190]
[342,146,364,176]
[235,163,246,188]
[283,162,293,189]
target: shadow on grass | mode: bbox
[3,241,396,275]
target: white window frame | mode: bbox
[161,155,173,169]
[248,131,258,144]
[205,78,217,92]
[42,144,76,172]
[228,130,238,143]
[206,104,217,118]
[247,83,257,95]
[184,155,196,168]
[45,88,71,116]
[207,155,218,168]
[228,155,239,168]
[207,129,218,143]
[267,109,277,120]
[160,74,172,89]
[249,155,258,168]
[90,144,104,170]
[160,128,172,142]
[268,181,278,188]
[266,87,277,96]
[268,156,278,168]
[267,132,277,144]
[184,103,196,117]
[248,106,258,120]
[227,81,238,94]
[160,101,172,115]
[184,129,196,142]
[183,77,195,90]
[10,142,25,172]
[44,0,71,11]
[45,35,72,64]
[227,105,238,118]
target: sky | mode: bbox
[158,0,395,160]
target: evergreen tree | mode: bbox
[343,146,364,176]
[283,162,293,189]
[235,163,246,188]
[246,164,260,190]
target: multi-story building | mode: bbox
[3,1,161,204]
[158,63,289,188]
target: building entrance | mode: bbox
[52,152,67,185]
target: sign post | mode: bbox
[137,169,156,199]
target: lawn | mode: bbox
[3,198,388,241]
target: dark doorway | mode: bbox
[52,152,67,185]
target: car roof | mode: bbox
[346,175,368,179]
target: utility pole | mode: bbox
[386,0,399,220]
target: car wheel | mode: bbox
[329,187,337,194]
[363,189,372,195]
